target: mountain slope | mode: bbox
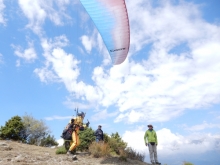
[0,140,150,165]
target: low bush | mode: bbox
[56,146,67,154]
[107,133,127,155]
[89,142,110,158]
[40,135,58,147]
[123,147,145,162]
[118,155,127,162]
[184,162,194,165]
[77,127,95,151]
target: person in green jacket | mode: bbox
[144,124,160,164]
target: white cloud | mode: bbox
[0,0,6,25]
[184,122,220,131]
[45,115,72,121]
[122,128,220,158]
[12,42,37,65]
[34,35,104,108]
[114,110,143,123]
[90,109,118,122]
[34,67,58,83]
[34,38,105,115]
[122,128,147,153]
[56,138,64,146]
[18,0,71,34]
[80,30,111,65]
[126,0,206,53]
[80,35,93,53]
[64,100,94,110]
[34,35,80,84]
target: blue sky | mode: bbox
[0,0,220,165]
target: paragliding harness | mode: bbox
[61,119,88,140]
[61,122,86,140]
[61,122,75,140]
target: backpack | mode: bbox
[61,123,74,140]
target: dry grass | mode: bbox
[88,141,145,163]
[89,141,110,158]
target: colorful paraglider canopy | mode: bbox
[79,0,130,65]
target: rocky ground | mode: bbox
[0,140,150,165]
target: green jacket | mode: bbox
[144,129,158,144]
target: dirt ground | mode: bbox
[0,140,150,165]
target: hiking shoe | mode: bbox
[155,162,161,164]
[72,155,77,160]
[66,151,72,155]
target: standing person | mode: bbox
[144,124,160,165]
[94,125,103,142]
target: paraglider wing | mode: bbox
[79,0,130,65]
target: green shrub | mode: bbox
[184,162,194,165]
[108,132,127,155]
[0,116,25,141]
[124,147,145,162]
[40,135,58,147]
[89,141,110,158]
[56,146,67,154]
[103,133,110,143]
[77,127,95,151]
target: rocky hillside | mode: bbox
[0,140,150,165]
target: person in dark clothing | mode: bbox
[94,125,103,142]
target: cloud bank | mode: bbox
[17,0,220,124]
[122,127,220,160]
